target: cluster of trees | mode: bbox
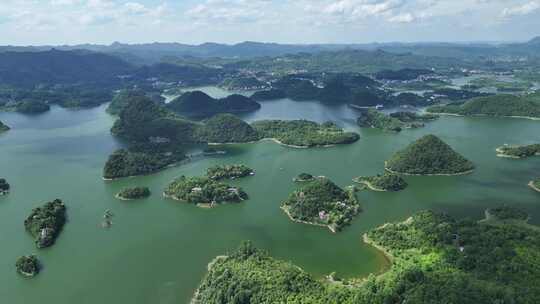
[106,89,164,115]
[206,164,254,181]
[354,173,408,191]
[103,147,185,179]
[533,179,540,190]
[194,210,540,303]
[15,255,40,277]
[487,206,529,221]
[293,173,315,182]
[196,114,260,143]
[386,134,474,175]
[164,176,247,205]
[250,89,287,101]
[497,143,540,158]
[167,91,261,118]
[24,199,66,249]
[0,178,9,194]
[427,93,540,118]
[389,111,439,123]
[252,120,360,147]
[283,178,360,231]
[116,187,151,200]
[357,109,406,132]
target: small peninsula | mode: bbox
[281,177,360,233]
[530,179,540,193]
[206,164,254,180]
[0,178,10,195]
[385,134,474,175]
[164,176,248,207]
[496,144,540,159]
[103,148,186,180]
[427,93,540,119]
[0,120,10,132]
[293,173,315,182]
[24,199,66,248]
[353,173,408,192]
[116,187,151,200]
[16,255,40,277]
[252,120,359,148]
[357,109,438,132]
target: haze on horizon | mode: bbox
[1,0,540,46]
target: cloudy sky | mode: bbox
[1,0,539,45]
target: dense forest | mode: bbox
[497,144,540,158]
[15,255,40,277]
[354,173,408,192]
[24,199,66,249]
[164,176,247,206]
[116,187,151,200]
[193,210,540,303]
[206,164,254,181]
[386,134,474,175]
[167,91,260,118]
[196,114,260,143]
[103,148,185,180]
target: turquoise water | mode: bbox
[0,98,539,303]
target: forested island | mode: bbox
[24,199,66,248]
[530,179,540,193]
[197,114,260,143]
[107,89,164,115]
[385,134,474,175]
[353,173,408,192]
[252,120,359,147]
[0,178,10,195]
[281,177,360,233]
[164,176,248,207]
[496,143,540,159]
[192,210,540,303]
[116,187,151,200]
[206,164,254,180]
[427,93,540,119]
[16,255,40,278]
[0,120,9,132]
[293,173,315,182]
[167,91,260,118]
[356,109,438,132]
[103,148,186,180]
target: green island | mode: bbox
[106,89,164,115]
[164,176,248,208]
[427,92,540,119]
[192,210,540,303]
[24,199,66,249]
[281,177,360,233]
[0,120,9,132]
[353,173,408,192]
[115,187,151,200]
[15,255,40,278]
[385,134,474,175]
[206,164,254,180]
[103,147,186,180]
[496,143,540,159]
[252,120,360,148]
[197,114,260,144]
[167,91,261,118]
[530,179,540,193]
[293,173,316,182]
[0,178,10,195]
[357,109,437,132]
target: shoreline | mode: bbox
[384,162,474,176]
[495,146,540,159]
[280,205,336,233]
[529,181,540,193]
[209,138,337,149]
[362,233,394,263]
[427,111,540,121]
[352,178,387,192]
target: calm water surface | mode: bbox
[1,96,539,303]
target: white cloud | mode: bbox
[502,1,540,17]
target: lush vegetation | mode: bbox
[24,199,66,249]
[0,178,9,194]
[206,164,254,180]
[16,255,40,277]
[103,148,185,179]
[532,179,540,191]
[294,173,315,182]
[164,176,247,206]
[252,120,359,147]
[193,210,540,304]
[107,89,163,115]
[282,177,360,232]
[486,206,529,221]
[386,134,474,175]
[167,91,260,118]
[0,120,9,132]
[354,173,408,191]
[116,187,151,200]
[197,114,260,143]
[496,144,540,158]
[250,89,287,101]
[357,109,405,132]
[427,93,540,118]
[14,100,50,114]
[389,111,439,123]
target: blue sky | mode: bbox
[0,0,539,45]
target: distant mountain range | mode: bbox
[2,37,540,64]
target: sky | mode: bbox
[0,0,539,45]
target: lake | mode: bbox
[1,95,539,304]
